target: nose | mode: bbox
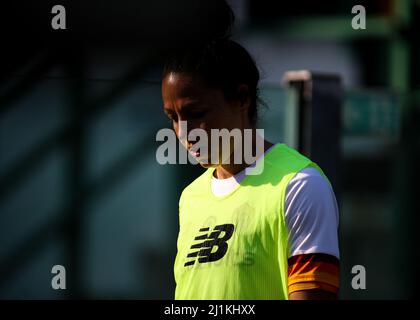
[176,120,187,141]
[176,119,201,149]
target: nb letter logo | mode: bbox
[184,224,235,267]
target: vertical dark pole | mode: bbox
[64,43,86,299]
[283,70,343,202]
[283,71,343,299]
[394,0,419,299]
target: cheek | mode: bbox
[199,121,208,131]
[214,107,240,130]
[204,107,228,129]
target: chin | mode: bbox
[198,161,217,169]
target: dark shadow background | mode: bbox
[0,0,419,299]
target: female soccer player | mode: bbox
[161,37,340,300]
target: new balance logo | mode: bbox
[184,224,235,267]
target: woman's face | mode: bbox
[162,72,249,167]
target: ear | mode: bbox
[237,84,251,113]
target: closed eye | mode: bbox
[186,110,206,119]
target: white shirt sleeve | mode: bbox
[285,167,340,259]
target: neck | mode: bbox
[214,129,273,179]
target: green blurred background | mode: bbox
[0,0,419,299]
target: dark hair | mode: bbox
[163,39,262,125]
[162,1,262,125]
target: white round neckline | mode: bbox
[210,143,278,197]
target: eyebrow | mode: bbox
[164,101,201,114]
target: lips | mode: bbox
[188,145,206,161]
[189,150,201,158]
[188,145,202,158]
